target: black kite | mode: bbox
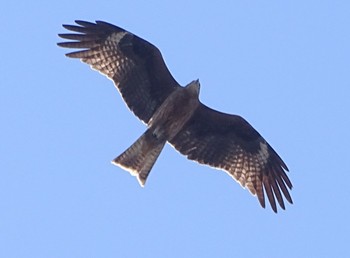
[58,20,293,212]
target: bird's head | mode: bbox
[185,79,200,97]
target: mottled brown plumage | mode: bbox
[58,20,293,212]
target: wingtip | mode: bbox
[258,199,277,213]
[62,24,73,30]
[74,20,96,27]
[56,42,67,48]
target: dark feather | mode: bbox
[58,20,179,123]
[170,103,293,212]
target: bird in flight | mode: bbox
[58,20,293,212]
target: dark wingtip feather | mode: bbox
[95,20,120,28]
[58,33,100,41]
[75,20,96,27]
[270,179,285,210]
[64,49,92,58]
[56,41,99,49]
[280,169,293,190]
[95,20,112,25]
[255,183,266,209]
[61,23,99,34]
[257,196,266,209]
[263,176,277,213]
[62,24,81,31]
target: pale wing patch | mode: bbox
[108,31,128,45]
[258,142,270,165]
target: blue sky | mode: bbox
[1,1,350,257]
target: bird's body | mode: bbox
[58,20,293,212]
[114,80,200,185]
[149,80,200,141]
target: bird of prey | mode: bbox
[58,20,293,212]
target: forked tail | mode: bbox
[112,129,166,186]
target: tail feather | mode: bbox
[112,130,166,186]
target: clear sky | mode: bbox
[1,1,350,257]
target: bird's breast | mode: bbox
[149,88,199,141]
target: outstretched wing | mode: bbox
[169,103,293,213]
[58,20,180,124]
